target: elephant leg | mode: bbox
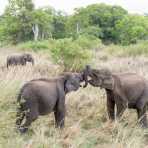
[54,107,65,128]
[54,98,65,128]
[7,62,9,68]
[22,61,26,66]
[137,105,147,128]
[19,107,39,133]
[106,91,115,120]
[116,102,127,119]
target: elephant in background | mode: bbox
[83,65,148,128]
[7,53,34,68]
[16,72,83,133]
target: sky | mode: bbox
[0,0,148,15]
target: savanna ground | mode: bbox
[1,47,148,148]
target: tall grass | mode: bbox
[106,40,148,57]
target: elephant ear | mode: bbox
[22,54,28,60]
[102,76,114,90]
[90,68,114,90]
[100,69,114,90]
[63,73,80,93]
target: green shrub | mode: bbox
[50,37,94,71]
[75,35,101,49]
[16,36,101,71]
[17,40,49,51]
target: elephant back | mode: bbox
[114,73,145,101]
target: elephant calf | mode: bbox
[83,66,148,128]
[16,73,83,133]
[7,53,34,68]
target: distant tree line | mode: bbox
[0,0,148,45]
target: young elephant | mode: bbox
[83,66,148,128]
[16,73,83,133]
[7,53,34,68]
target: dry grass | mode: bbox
[0,48,148,148]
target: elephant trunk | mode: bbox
[82,72,88,88]
[31,58,34,65]
[82,65,91,88]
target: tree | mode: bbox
[0,0,55,43]
[0,0,34,43]
[52,11,67,39]
[115,15,148,45]
[0,2,148,45]
[65,4,127,43]
[65,7,90,37]
[31,8,54,40]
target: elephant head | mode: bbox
[63,73,83,93]
[83,65,114,90]
[22,53,34,65]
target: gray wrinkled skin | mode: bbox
[7,53,34,68]
[16,73,83,133]
[83,66,148,128]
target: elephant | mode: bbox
[83,66,148,128]
[7,53,34,68]
[16,72,83,133]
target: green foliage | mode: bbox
[114,15,148,45]
[65,3,148,45]
[0,2,148,46]
[0,0,34,43]
[50,37,98,71]
[66,4,128,43]
[0,14,21,43]
[16,36,101,71]
[52,11,67,39]
[65,7,90,37]
[75,35,101,49]
[80,26,102,38]
[17,40,49,51]
[0,0,55,43]
[31,8,54,40]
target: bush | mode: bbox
[16,36,101,71]
[17,40,50,51]
[75,35,101,49]
[50,37,96,71]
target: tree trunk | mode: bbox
[76,22,79,34]
[41,32,45,40]
[32,24,39,41]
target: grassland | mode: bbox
[0,46,148,148]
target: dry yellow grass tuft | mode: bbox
[0,48,148,148]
